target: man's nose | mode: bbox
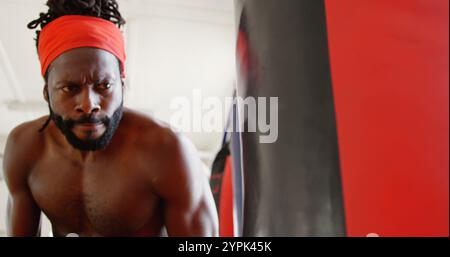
[75,87,101,114]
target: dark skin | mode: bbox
[3,47,218,236]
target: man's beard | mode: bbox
[49,102,124,151]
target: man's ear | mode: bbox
[43,84,49,103]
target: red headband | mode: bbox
[38,15,126,78]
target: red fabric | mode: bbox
[38,15,126,77]
[325,0,449,236]
[219,156,234,237]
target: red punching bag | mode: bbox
[219,157,234,237]
[325,0,449,236]
[234,0,448,236]
[210,142,235,237]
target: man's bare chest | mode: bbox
[28,151,161,235]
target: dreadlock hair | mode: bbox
[27,0,125,49]
[27,0,126,132]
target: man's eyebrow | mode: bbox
[95,76,116,83]
[54,80,79,87]
[53,73,117,85]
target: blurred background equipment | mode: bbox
[232,0,448,237]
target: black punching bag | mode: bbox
[235,0,346,236]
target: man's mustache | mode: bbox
[65,115,110,127]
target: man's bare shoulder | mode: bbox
[122,108,200,171]
[2,116,48,187]
[122,108,180,146]
[5,116,48,150]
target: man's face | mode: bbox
[45,47,124,151]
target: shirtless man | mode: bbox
[2,0,218,237]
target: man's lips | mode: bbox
[74,122,104,131]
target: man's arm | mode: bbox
[152,130,218,237]
[3,124,42,236]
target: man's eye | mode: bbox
[97,83,112,90]
[61,85,77,93]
